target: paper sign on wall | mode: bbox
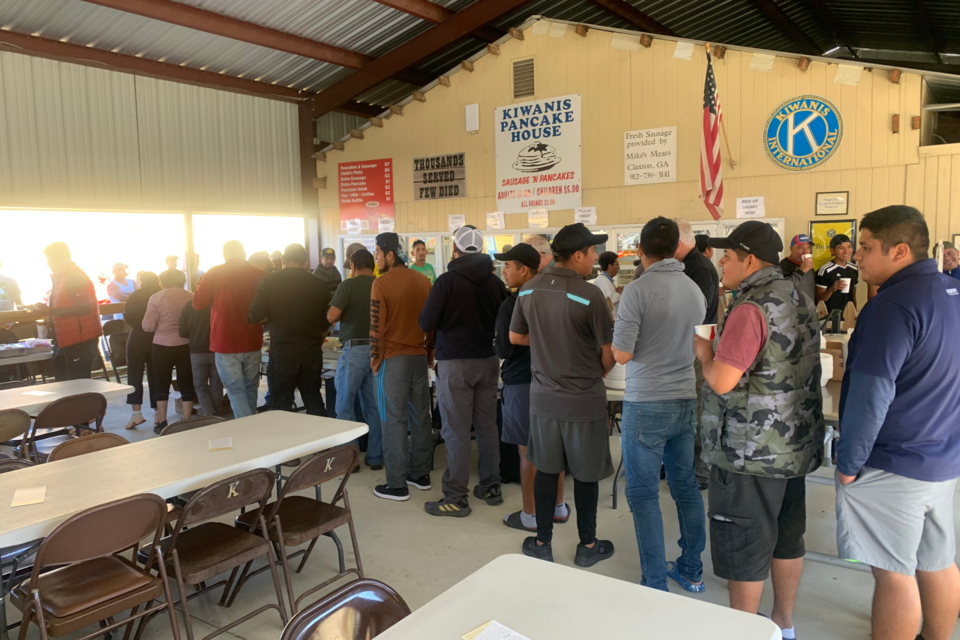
[345,219,362,235]
[736,197,766,219]
[625,126,677,185]
[495,94,582,214]
[574,207,597,225]
[528,209,549,228]
[486,212,505,230]
[378,217,395,233]
[673,42,694,61]
[448,214,466,232]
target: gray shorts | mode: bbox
[501,383,531,447]
[527,413,614,483]
[836,467,959,576]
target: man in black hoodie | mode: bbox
[419,226,510,517]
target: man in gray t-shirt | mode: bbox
[510,223,616,567]
[612,217,707,593]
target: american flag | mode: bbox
[699,49,724,220]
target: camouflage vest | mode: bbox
[701,266,825,478]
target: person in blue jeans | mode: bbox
[327,248,383,468]
[612,217,708,592]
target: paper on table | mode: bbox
[463,621,532,640]
[208,437,233,451]
[12,486,46,507]
[21,391,54,396]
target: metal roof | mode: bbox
[1,0,958,112]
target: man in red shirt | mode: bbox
[193,241,264,418]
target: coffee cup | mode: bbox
[838,277,851,293]
[695,324,717,340]
[802,253,812,262]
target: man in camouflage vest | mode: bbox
[694,221,824,640]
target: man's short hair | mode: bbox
[350,248,376,271]
[641,217,680,261]
[159,268,186,288]
[283,243,308,265]
[598,251,619,272]
[672,218,696,247]
[731,248,775,269]
[860,205,929,260]
[695,234,711,254]
[525,235,552,256]
[412,239,426,249]
[222,240,245,261]
[829,234,852,250]
[43,242,71,262]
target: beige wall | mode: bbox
[315,21,959,248]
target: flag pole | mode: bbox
[706,42,737,170]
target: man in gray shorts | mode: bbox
[836,206,960,640]
[509,223,616,566]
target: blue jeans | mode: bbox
[621,399,706,591]
[334,344,383,465]
[215,351,261,418]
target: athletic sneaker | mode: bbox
[574,539,615,567]
[503,511,536,532]
[521,536,554,562]
[473,484,504,506]
[364,458,384,471]
[153,421,168,434]
[374,484,410,501]
[666,561,705,592]
[424,497,471,517]
[406,474,432,491]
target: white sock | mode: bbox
[780,627,796,640]
[554,503,569,519]
[520,511,537,529]
[131,411,142,418]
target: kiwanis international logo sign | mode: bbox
[764,95,843,171]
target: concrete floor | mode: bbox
[10,381,960,640]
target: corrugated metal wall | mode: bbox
[0,50,300,212]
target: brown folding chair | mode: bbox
[0,459,37,640]
[101,320,129,384]
[46,433,128,462]
[159,415,225,436]
[21,393,108,463]
[0,410,31,456]
[139,469,287,640]
[235,445,363,613]
[9,493,181,640]
[279,579,410,640]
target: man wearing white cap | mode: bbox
[419,226,510,517]
[107,262,138,320]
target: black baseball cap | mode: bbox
[708,221,782,264]
[321,247,336,257]
[376,232,407,263]
[495,243,541,271]
[551,223,608,255]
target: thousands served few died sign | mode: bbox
[413,153,465,201]
[495,94,581,214]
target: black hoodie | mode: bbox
[419,252,510,361]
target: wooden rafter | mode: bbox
[79,0,433,86]
[371,0,505,43]
[912,0,944,63]
[587,0,676,37]
[313,0,535,117]
[746,0,821,56]
[793,0,858,58]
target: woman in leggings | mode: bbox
[142,269,196,433]
[123,272,160,429]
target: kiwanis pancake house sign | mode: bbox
[495,94,582,214]
[413,153,465,201]
[764,95,843,171]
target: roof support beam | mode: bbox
[794,0,858,58]
[911,0,943,63]
[313,0,535,117]
[332,102,386,118]
[587,0,676,37]
[370,0,504,42]
[746,0,821,56]
[80,0,432,86]
[0,30,307,101]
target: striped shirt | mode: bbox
[816,260,859,313]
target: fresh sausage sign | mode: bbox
[413,153,466,201]
[495,94,582,214]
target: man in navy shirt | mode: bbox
[836,205,960,640]
[943,241,959,280]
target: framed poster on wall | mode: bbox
[809,219,856,270]
[815,191,849,215]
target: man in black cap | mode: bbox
[510,223,616,566]
[694,220,823,638]
[313,247,342,297]
[495,243,568,532]
[419,226,510,517]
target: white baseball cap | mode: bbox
[454,226,484,254]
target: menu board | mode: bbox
[338,159,395,233]
[413,153,465,201]
[495,94,582,214]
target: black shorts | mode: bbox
[708,466,806,582]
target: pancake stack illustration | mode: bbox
[512,142,562,173]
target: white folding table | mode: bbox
[378,554,782,640]
[0,411,367,547]
[0,379,134,415]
